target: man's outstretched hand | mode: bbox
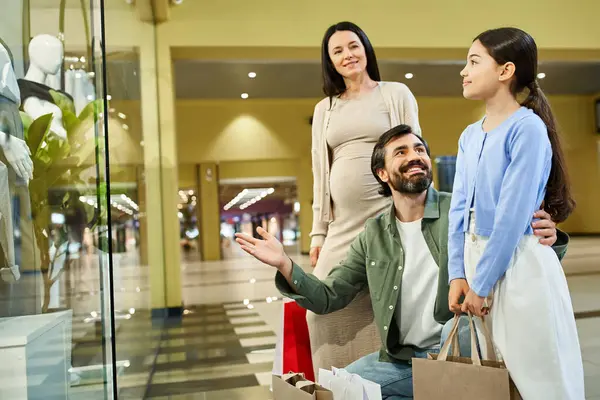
[235,227,291,272]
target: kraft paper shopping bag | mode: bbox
[412,314,521,400]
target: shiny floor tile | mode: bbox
[239,335,277,348]
[144,374,259,398]
[151,361,273,385]
[254,371,273,387]
[151,385,273,400]
[246,352,276,365]
[226,308,261,316]
[234,324,275,336]
[229,316,264,325]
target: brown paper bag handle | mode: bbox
[438,314,463,361]
[467,312,482,366]
[438,313,498,365]
[451,320,460,357]
[479,314,498,362]
[282,371,305,383]
[296,380,316,392]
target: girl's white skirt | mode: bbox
[465,213,585,400]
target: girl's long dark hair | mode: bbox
[476,27,575,222]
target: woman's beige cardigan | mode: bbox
[309,81,422,248]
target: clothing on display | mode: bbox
[0,162,17,282]
[0,38,28,283]
[0,39,20,106]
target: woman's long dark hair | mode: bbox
[320,22,381,101]
[476,27,575,223]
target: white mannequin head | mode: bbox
[28,34,63,76]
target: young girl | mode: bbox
[447,28,584,399]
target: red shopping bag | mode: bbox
[273,298,315,381]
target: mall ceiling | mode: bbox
[173,60,600,99]
[105,57,600,101]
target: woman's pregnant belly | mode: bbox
[329,151,386,220]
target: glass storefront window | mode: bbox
[0,1,118,398]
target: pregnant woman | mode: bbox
[308,21,421,372]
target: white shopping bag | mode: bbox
[318,368,382,400]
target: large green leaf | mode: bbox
[78,99,103,122]
[26,114,53,156]
[66,110,99,163]
[50,90,76,115]
[43,166,71,187]
[44,137,71,163]
[28,177,49,202]
[62,110,79,134]
[66,120,86,150]
[20,112,33,139]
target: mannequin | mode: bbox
[0,40,32,182]
[0,39,23,283]
[18,34,68,140]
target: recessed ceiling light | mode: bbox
[405,73,414,80]
[241,93,249,99]
[248,72,257,78]
[537,72,546,79]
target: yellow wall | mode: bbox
[178,164,197,188]
[177,99,313,163]
[27,1,600,52]
[198,163,222,260]
[30,1,144,50]
[175,95,599,234]
[550,96,600,233]
[166,0,600,49]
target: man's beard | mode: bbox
[388,161,432,194]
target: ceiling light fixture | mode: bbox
[405,73,414,80]
[238,187,276,210]
[537,72,546,79]
[248,72,257,78]
[241,93,249,99]
[224,189,249,211]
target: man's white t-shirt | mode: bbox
[395,218,442,349]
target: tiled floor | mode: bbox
[4,237,599,399]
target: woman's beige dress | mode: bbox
[308,87,393,372]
